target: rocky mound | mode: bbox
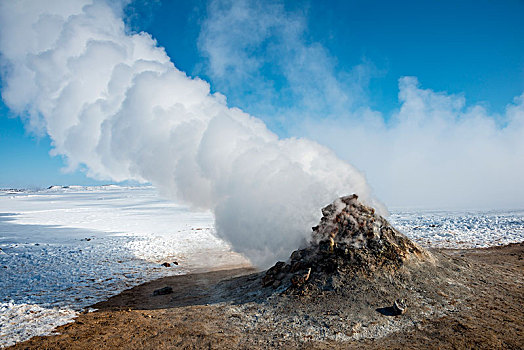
[262,194,432,294]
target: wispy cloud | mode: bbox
[199,0,524,209]
[198,0,373,131]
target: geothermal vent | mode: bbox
[262,194,432,294]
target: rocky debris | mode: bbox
[393,299,407,315]
[262,194,432,294]
[291,267,311,286]
[262,261,289,287]
[153,286,173,296]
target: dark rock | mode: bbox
[267,261,285,275]
[262,274,275,287]
[281,263,291,273]
[290,261,304,273]
[318,240,332,253]
[340,194,358,203]
[173,261,179,265]
[290,250,303,261]
[275,272,287,281]
[291,274,304,286]
[393,299,407,315]
[153,286,173,296]
[291,268,311,286]
[263,261,286,287]
[161,262,171,267]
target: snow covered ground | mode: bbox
[0,185,247,347]
[0,186,523,347]
[390,208,524,249]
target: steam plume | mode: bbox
[199,0,524,210]
[0,0,379,267]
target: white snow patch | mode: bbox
[390,209,524,248]
[0,302,77,348]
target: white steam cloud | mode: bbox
[299,79,524,209]
[0,0,380,267]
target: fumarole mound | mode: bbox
[262,194,432,294]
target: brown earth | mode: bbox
[8,242,523,350]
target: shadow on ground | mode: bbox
[93,267,263,311]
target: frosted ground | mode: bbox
[0,185,248,347]
[1,186,523,347]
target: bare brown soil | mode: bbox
[9,242,524,350]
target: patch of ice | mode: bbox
[0,301,77,348]
[389,209,524,248]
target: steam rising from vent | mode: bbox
[0,0,381,267]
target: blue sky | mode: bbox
[135,0,523,115]
[0,0,523,208]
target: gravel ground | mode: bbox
[7,242,523,349]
